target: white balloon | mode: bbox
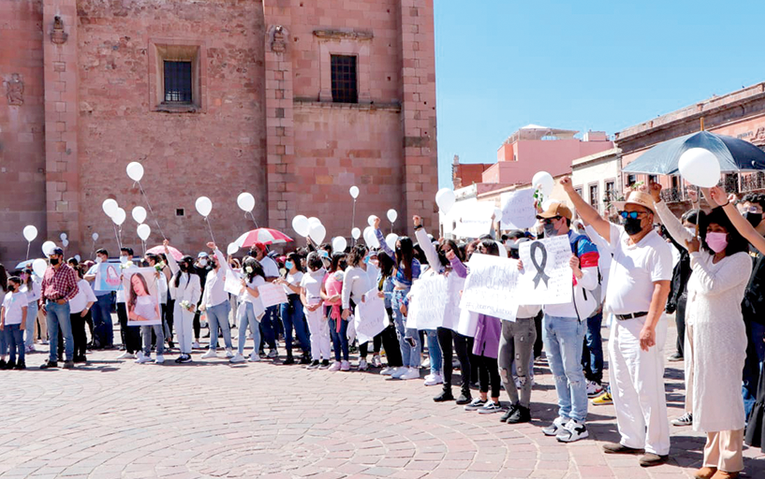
[292,215,310,237]
[102,198,119,217]
[435,188,456,214]
[42,241,56,256]
[137,223,151,241]
[92,232,99,242]
[349,186,360,199]
[363,226,380,248]
[387,209,398,223]
[678,148,721,188]
[332,236,348,253]
[367,215,378,227]
[23,225,38,242]
[195,196,213,217]
[74,254,81,263]
[309,223,326,244]
[112,207,127,226]
[385,233,399,251]
[237,192,255,213]
[308,217,322,229]
[126,162,144,182]
[132,206,147,224]
[351,227,361,240]
[226,242,239,256]
[32,258,47,277]
[61,238,69,248]
[59,232,67,241]
[541,198,556,211]
[532,171,555,196]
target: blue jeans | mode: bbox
[91,293,114,346]
[543,314,588,423]
[582,312,604,384]
[206,301,232,351]
[4,324,24,363]
[281,295,310,358]
[392,289,421,368]
[425,330,442,374]
[328,316,349,361]
[47,301,73,362]
[238,302,262,356]
[259,306,278,351]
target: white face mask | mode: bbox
[199,259,208,267]
[119,256,128,264]
[95,257,103,264]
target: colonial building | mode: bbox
[0,0,438,264]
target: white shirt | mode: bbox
[260,256,280,279]
[282,271,304,296]
[21,278,41,303]
[342,265,371,309]
[166,253,202,306]
[241,275,265,304]
[69,279,97,314]
[157,272,168,304]
[606,224,673,315]
[300,269,325,305]
[202,249,230,308]
[2,291,28,325]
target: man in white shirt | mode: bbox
[562,178,673,467]
[250,242,280,358]
[84,248,115,349]
[200,243,234,359]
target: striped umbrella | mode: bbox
[234,228,293,248]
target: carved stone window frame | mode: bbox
[148,39,207,113]
[314,29,372,104]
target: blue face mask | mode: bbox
[285,261,294,270]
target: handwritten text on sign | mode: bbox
[257,283,288,308]
[406,274,448,330]
[517,235,572,305]
[355,288,388,344]
[459,253,520,321]
[501,189,537,230]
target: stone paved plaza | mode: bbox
[0,319,763,479]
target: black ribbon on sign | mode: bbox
[530,241,551,288]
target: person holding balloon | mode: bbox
[164,240,201,364]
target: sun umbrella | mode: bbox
[15,259,35,270]
[146,245,184,261]
[234,228,293,248]
[622,131,765,175]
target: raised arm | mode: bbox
[650,183,692,250]
[710,186,765,253]
[413,215,442,273]
[561,177,612,244]
[447,251,468,278]
[373,216,395,257]
[164,239,180,275]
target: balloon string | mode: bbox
[247,211,259,229]
[25,242,30,261]
[204,217,217,245]
[112,223,122,251]
[138,181,167,240]
[351,199,357,246]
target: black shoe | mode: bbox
[63,361,75,369]
[179,354,192,363]
[455,393,472,405]
[73,355,87,364]
[321,359,330,368]
[433,388,455,402]
[299,355,311,365]
[667,353,683,362]
[5,360,16,370]
[40,360,58,369]
[507,405,531,424]
[283,356,295,365]
[168,341,175,349]
[14,361,26,370]
[500,404,518,422]
[0,359,6,369]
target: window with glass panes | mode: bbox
[330,55,358,103]
[163,61,192,103]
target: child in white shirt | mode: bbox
[1,277,28,369]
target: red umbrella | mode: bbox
[146,245,183,261]
[234,228,293,248]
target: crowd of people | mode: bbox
[1,179,765,479]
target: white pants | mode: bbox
[609,314,670,456]
[305,306,330,361]
[175,306,195,355]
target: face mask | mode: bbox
[50,257,60,266]
[119,256,128,264]
[198,259,208,267]
[339,261,348,270]
[745,212,762,227]
[180,263,190,272]
[285,261,294,270]
[8,284,15,292]
[543,223,557,238]
[706,232,728,253]
[623,216,644,236]
[95,257,103,264]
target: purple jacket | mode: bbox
[450,256,502,359]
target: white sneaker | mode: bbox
[556,419,589,443]
[201,349,218,359]
[267,349,278,359]
[328,361,341,371]
[155,354,165,364]
[230,353,246,363]
[247,353,260,362]
[586,381,604,398]
[400,367,420,380]
[225,348,235,359]
[358,359,368,371]
[135,354,152,364]
[380,366,396,376]
[391,366,408,379]
[542,416,568,436]
[340,360,351,371]
[372,354,382,368]
[116,351,135,360]
[423,372,443,386]
[422,358,430,369]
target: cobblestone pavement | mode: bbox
[0,317,763,479]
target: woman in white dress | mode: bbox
[164,240,201,364]
[652,183,751,479]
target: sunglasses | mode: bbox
[619,211,646,220]
[542,216,561,225]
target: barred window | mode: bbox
[331,55,358,103]
[163,61,192,104]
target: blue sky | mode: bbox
[434,0,765,187]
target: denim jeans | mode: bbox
[4,324,24,364]
[543,314,588,423]
[425,329,442,374]
[206,301,232,351]
[25,301,37,348]
[260,306,279,351]
[141,324,165,355]
[91,293,114,346]
[582,311,604,384]
[392,289,421,368]
[328,316,349,361]
[238,302,262,356]
[280,295,310,358]
[47,300,73,362]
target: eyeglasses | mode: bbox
[743,206,762,214]
[619,211,646,220]
[541,216,561,225]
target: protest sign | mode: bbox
[224,268,242,296]
[355,288,388,344]
[450,199,495,239]
[501,189,537,230]
[459,253,520,321]
[257,283,288,308]
[94,262,122,292]
[406,274,448,330]
[121,267,162,326]
[442,274,465,331]
[517,235,572,305]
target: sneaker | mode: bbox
[358,358,368,371]
[422,358,430,369]
[340,360,351,371]
[73,355,87,364]
[306,360,321,370]
[328,361,341,371]
[586,381,604,398]
[391,366,409,379]
[400,367,420,380]
[283,356,296,365]
[267,349,278,359]
[380,366,396,376]
[667,352,683,362]
[116,351,135,360]
[248,353,261,362]
[639,453,669,467]
[0,359,6,369]
[14,361,26,370]
[556,419,588,443]
[4,360,16,370]
[671,412,693,427]
[455,393,472,405]
[63,361,75,369]
[371,354,382,368]
[230,353,246,363]
[225,348,235,359]
[201,349,218,359]
[319,359,330,369]
[299,355,311,365]
[433,388,455,402]
[155,354,165,364]
[192,341,202,349]
[507,405,531,424]
[39,360,58,370]
[542,416,568,436]
[591,391,613,406]
[423,372,443,386]
[464,398,487,411]
[478,401,503,414]
[135,354,153,364]
[178,354,192,363]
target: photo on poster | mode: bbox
[94,261,123,292]
[121,267,162,326]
